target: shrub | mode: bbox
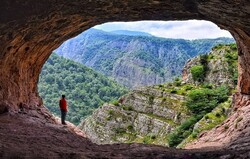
[108,110,114,115]
[150,134,156,140]
[184,85,193,91]
[230,43,237,51]
[112,100,119,106]
[127,106,133,111]
[202,83,213,89]
[167,83,173,87]
[175,77,181,82]
[179,116,200,130]
[214,86,229,103]
[191,131,198,138]
[122,105,133,111]
[186,86,229,115]
[170,89,177,94]
[221,107,226,113]
[200,54,208,66]
[143,136,151,144]
[148,96,154,105]
[168,132,182,147]
[143,134,156,144]
[190,65,205,82]
[174,81,181,86]
[213,44,224,50]
[186,88,216,114]
[158,84,164,88]
[168,115,201,147]
[215,112,221,117]
[200,54,208,72]
[224,52,238,61]
[115,128,126,134]
[127,125,133,131]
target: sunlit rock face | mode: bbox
[0,0,250,150]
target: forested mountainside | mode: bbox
[38,53,128,125]
[55,28,234,88]
[78,44,238,147]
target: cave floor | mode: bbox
[0,112,248,159]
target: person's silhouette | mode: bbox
[59,95,68,125]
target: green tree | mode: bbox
[190,65,205,82]
[186,86,229,115]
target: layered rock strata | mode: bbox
[79,87,189,145]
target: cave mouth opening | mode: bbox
[0,1,249,157]
[37,20,238,148]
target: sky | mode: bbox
[94,20,233,40]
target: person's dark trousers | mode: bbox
[61,110,67,124]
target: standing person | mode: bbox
[59,95,67,125]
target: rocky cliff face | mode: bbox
[182,44,238,88]
[78,86,189,145]
[78,44,237,147]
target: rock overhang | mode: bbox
[0,0,249,112]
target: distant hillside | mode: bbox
[110,30,153,37]
[55,28,235,88]
[38,53,128,125]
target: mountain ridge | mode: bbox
[55,28,235,88]
[110,30,153,37]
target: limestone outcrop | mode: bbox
[182,44,238,88]
[78,87,189,145]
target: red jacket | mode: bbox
[59,98,67,112]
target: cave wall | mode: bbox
[0,0,250,113]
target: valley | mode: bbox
[55,29,234,88]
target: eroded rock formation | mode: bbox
[79,87,188,145]
[0,0,250,155]
[0,0,250,110]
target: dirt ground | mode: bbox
[0,112,249,159]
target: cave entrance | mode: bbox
[0,1,250,155]
[1,1,249,115]
[38,20,237,148]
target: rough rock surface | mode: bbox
[0,0,250,110]
[1,112,249,159]
[78,87,189,145]
[0,0,250,157]
[182,44,237,88]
